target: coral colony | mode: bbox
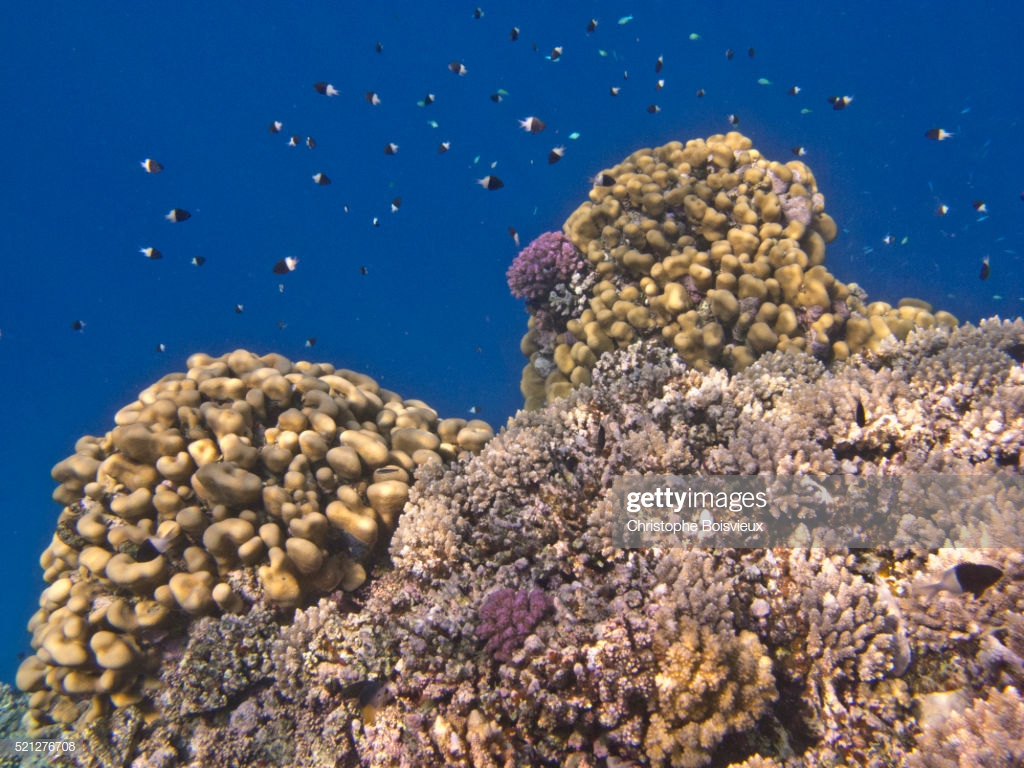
[9,136,1024,767]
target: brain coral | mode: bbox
[514,132,958,408]
[18,349,493,734]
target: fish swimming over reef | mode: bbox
[915,562,1003,599]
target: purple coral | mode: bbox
[476,587,552,663]
[507,231,587,301]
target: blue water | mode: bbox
[1,1,1021,682]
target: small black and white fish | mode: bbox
[165,208,190,223]
[935,204,949,216]
[973,200,988,213]
[726,48,734,60]
[728,114,739,125]
[655,79,665,91]
[548,146,565,164]
[509,226,520,248]
[365,91,381,106]
[468,405,480,414]
[609,86,621,96]
[490,92,504,103]
[305,337,317,347]
[391,197,401,212]
[372,217,380,227]
[791,146,806,157]
[191,255,206,266]
[139,247,162,260]
[980,255,991,280]
[375,41,383,53]
[359,266,368,275]
[828,95,853,110]
[594,172,616,187]
[550,46,563,61]
[384,142,399,155]
[788,86,801,95]
[473,7,483,19]
[438,141,451,154]
[277,320,287,329]
[287,135,300,147]
[314,82,340,96]
[71,320,86,331]
[655,55,664,73]
[915,562,1003,599]
[156,343,166,353]
[273,256,299,275]
[140,158,163,173]
[925,128,954,141]
[477,175,504,190]
[234,304,244,314]
[883,234,895,245]
[449,61,468,76]
[419,93,435,106]
[647,104,661,114]
[748,46,755,57]
[306,136,316,149]
[312,173,331,185]
[587,18,597,33]
[269,121,283,134]
[696,88,705,98]
[519,116,545,133]
[510,26,520,41]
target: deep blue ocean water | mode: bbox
[1,1,1021,683]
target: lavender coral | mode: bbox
[476,587,552,663]
[506,230,588,302]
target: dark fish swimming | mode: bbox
[165,208,190,223]
[273,256,299,274]
[647,104,661,114]
[509,226,520,248]
[140,158,163,173]
[314,82,340,96]
[792,146,806,157]
[973,200,988,213]
[234,304,244,314]
[788,86,801,95]
[139,247,162,260]
[448,61,468,76]
[384,142,399,155]
[365,91,381,106]
[305,337,317,347]
[925,127,954,141]
[438,141,450,154]
[391,197,402,212]
[306,136,316,149]
[269,121,283,134]
[519,116,545,133]
[587,18,597,33]
[594,172,616,187]
[312,173,331,185]
[915,563,1003,599]
[548,146,565,164]
[191,255,206,266]
[980,255,990,280]
[696,88,705,98]
[476,175,504,190]
[728,114,739,125]
[71,320,85,331]
[828,95,853,110]
[510,27,520,41]
[655,55,663,73]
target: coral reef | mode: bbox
[17,350,492,735]
[514,132,958,408]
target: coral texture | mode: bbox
[513,132,959,408]
[18,349,492,734]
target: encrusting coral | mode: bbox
[18,349,493,735]
[513,132,958,408]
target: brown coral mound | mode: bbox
[19,349,492,735]
[518,132,958,408]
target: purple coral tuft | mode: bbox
[506,231,586,301]
[476,587,552,663]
